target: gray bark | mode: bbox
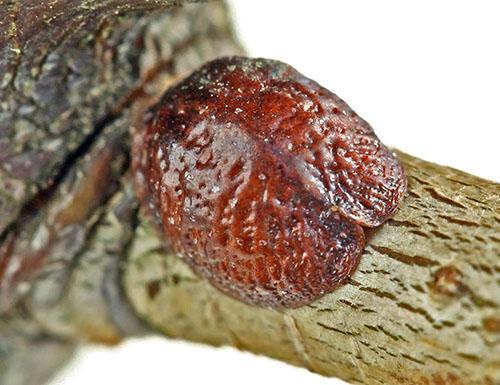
[0,2,498,385]
[0,1,242,384]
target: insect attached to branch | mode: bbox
[132,56,407,308]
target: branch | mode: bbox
[0,2,498,385]
[124,151,500,385]
[0,1,242,384]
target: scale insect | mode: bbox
[132,56,407,308]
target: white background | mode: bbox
[51,1,499,384]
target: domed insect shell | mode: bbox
[131,56,407,309]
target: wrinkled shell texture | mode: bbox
[132,56,406,308]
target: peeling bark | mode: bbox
[0,1,499,385]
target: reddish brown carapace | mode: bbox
[132,57,407,308]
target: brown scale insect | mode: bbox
[132,56,407,308]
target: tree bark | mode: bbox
[0,1,242,384]
[0,2,499,385]
[124,151,500,385]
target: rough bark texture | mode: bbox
[124,151,500,385]
[0,1,242,384]
[0,1,499,385]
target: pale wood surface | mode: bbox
[124,151,500,385]
[0,1,498,384]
